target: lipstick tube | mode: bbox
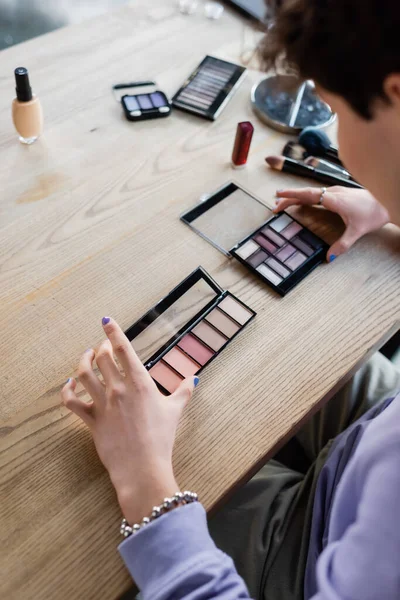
[231,121,254,168]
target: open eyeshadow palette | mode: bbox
[181,183,329,296]
[125,267,255,395]
[172,56,247,121]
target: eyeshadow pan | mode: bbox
[124,96,140,111]
[195,78,221,89]
[218,296,253,325]
[180,92,211,108]
[286,251,307,271]
[178,333,214,366]
[275,244,296,262]
[201,70,229,83]
[266,257,291,278]
[150,92,167,108]
[261,227,285,247]
[291,237,314,257]
[235,239,259,260]
[162,346,200,378]
[270,214,293,232]
[149,361,183,394]
[281,221,302,240]
[205,308,240,338]
[256,263,283,286]
[137,94,153,110]
[187,82,217,98]
[254,234,277,254]
[299,229,324,249]
[192,321,227,351]
[198,69,229,88]
[247,249,268,268]
[190,80,220,93]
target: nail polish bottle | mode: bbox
[12,67,43,145]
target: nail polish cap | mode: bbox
[14,67,33,102]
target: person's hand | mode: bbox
[275,186,390,262]
[61,317,198,525]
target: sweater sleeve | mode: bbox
[118,502,252,600]
[311,442,400,600]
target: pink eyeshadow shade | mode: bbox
[192,321,227,351]
[162,346,200,378]
[285,251,307,271]
[261,227,285,247]
[254,234,276,254]
[218,296,253,326]
[266,257,291,278]
[178,333,214,366]
[149,361,183,394]
[281,222,302,240]
[275,244,296,262]
[205,308,240,338]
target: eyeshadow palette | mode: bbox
[113,81,171,121]
[181,183,329,296]
[125,267,255,395]
[172,56,247,121]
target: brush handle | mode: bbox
[325,147,343,167]
[282,160,363,189]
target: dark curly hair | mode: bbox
[260,0,400,119]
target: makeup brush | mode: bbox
[265,155,363,189]
[299,127,343,166]
[283,139,358,183]
[304,156,353,180]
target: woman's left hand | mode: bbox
[61,317,197,525]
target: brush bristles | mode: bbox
[265,155,284,169]
[283,141,307,160]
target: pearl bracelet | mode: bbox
[120,491,198,538]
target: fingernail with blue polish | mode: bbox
[329,254,337,263]
[102,317,110,325]
[66,378,71,384]
[194,376,200,388]
[85,348,92,353]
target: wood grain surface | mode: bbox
[0,2,399,599]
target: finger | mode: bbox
[96,340,123,385]
[102,317,148,381]
[171,376,199,408]
[326,226,360,263]
[78,348,106,402]
[275,187,322,209]
[61,378,93,425]
[275,186,341,214]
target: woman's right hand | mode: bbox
[275,186,390,262]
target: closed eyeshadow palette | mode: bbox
[125,267,255,395]
[113,81,171,121]
[181,183,329,296]
[172,56,247,120]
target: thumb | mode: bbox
[327,226,360,262]
[172,375,199,406]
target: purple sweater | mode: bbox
[119,392,400,600]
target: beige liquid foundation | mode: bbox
[12,67,43,144]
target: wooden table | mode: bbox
[0,2,399,598]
